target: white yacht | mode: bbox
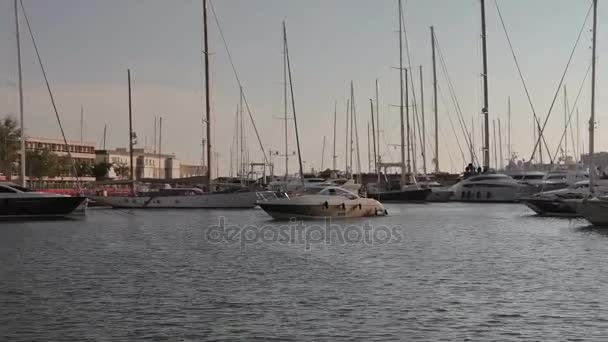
[521,179,608,217]
[89,185,267,209]
[0,183,87,219]
[257,186,387,220]
[572,196,608,226]
[450,174,523,202]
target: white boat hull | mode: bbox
[450,185,520,202]
[89,191,264,209]
[573,198,608,226]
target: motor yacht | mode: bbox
[520,179,608,217]
[571,196,608,226]
[0,183,87,219]
[257,186,387,220]
[450,173,523,202]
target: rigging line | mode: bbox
[208,0,268,165]
[550,62,591,162]
[434,35,479,165]
[495,0,592,164]
[20,0,80,190]
[402,25,424,168]
[434,34,474,158]
[437,84,467,166]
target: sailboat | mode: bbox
[90,0,267,209]
[366,0,431,203]
[569,0,608,225]
[0,0,87,219]
[257,22,387,220]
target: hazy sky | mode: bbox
[0,0,604,175]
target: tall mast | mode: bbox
[345,99,350,177]
[283,26,289,180]
[375,79,381,183]
[370,98,377,176]
[492,119,497,169]
[203,0,212,190]
[332,100,337,170]
[351,81,361,180]
[127,69,134,191]
[321,135,326,170]
[406,69,411,175]
[15,0,25,186]
[367,123,371,172]
[498,118,503,170]
[240,86,244,185]
[508,96,511,162]
[419,65,427,175]
[349,84,354,178]
[398,0,406,187]
[589,0,597,192]
[480,0,490,171]
[564,84,568,160]
[431,26,439,173]
[283,21,304,185]
[80,105,84,143]
[158,116,163,179]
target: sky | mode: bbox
[0,0,605,175]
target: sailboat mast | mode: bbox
[498,118,503,170]
[564,84,568,160]
[480,0,490,170]
[283,21,304,185]
[375,79,381,183]
[321,135,326,171]
[431,26,438,173]
[508,96,511,161]
[283,28,289,180]
[589,0,597,192]
[406,69,411,175]
[202,0,212,190]
[419,65,427,175]
[345,99,350,177]
[332,100,337,171]
[15,0,25,186]
[80,105,84,143]
[492,119,497,169]
[398,0,406,187]
[240,86,245,185]
[127,69,134,191]
[370,98,377,176]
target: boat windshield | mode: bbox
[319,187,358,199]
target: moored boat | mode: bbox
[0,183,87,219]
[257,186,387,220]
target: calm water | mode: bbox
[1,203,608,341]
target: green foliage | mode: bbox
[0,116,21,179]
[114,162,130,179]
[91,162,112,180]
[26,150,61,179]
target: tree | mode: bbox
[114,162,130,179]
[91,162,112,180]
[25,150,60,180]
[0,116,21,180]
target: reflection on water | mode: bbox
[2,203,608,341]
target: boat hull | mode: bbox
[0,196,87,219]
[574,199,608,226]
[88,191,263,209]
[521,198,579,217]
[258,201,386,220]
[367,188,431,202]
